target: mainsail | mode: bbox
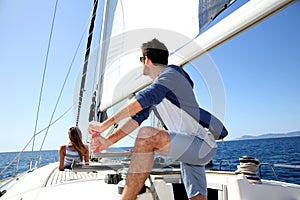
[96,0,236,113]
[72,0,296,141]
[93,0,295,115]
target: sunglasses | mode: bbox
[140,56,145,63]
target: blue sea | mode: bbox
[214,136,300,184]
[1,137,300,184]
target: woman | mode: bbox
[59,127,89,171]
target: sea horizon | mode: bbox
[1,136,300,185]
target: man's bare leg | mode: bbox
[120,127,170,200]
[190,194,207,200]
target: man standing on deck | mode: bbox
[88,38,227,200]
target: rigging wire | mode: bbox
[0,104,73,177]
[35,0,100,168]
[2,0,99,175]
[29,0,59,170]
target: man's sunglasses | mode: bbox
[140,56,145,63]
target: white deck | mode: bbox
[1,163,121,200]
[1,162,300,200]
[206,170,300,200]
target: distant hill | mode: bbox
[235,131,300,140]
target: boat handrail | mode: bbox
[259,163,300,181]
[72,163,124,172]
[92,152,132,158]
[214,159,232,171]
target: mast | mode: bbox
[76,0,98,126]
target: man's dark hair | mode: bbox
[141,38,169,65]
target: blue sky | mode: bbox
[209,1,300,138]
[0,0,299,152]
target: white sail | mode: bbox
[96,0,295,112]
[98,0,201,112]
[174,0,296,65]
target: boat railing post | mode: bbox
[13,155,21,177]
[259,163,279,181]
[218,160,231,171]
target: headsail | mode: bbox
[76,0,98,126]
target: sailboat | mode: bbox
[1,0,300,199]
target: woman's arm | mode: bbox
[58,145,66,171]
[84,145,90,165]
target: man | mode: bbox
[88,38,227,200]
